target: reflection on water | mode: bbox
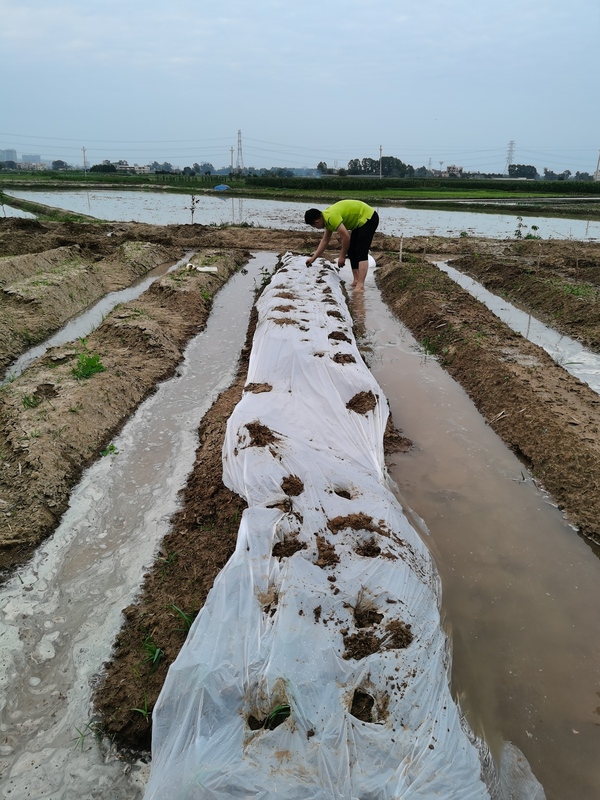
[5,189,600,240]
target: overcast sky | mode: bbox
[1,0,598,175]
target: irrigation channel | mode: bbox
[0,249,598,798]
[1,253,195,384]
[4,189,600,240]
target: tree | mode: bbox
[574,171,592,181]
[361,157,379,174]
[543,167,558,180]
[317,161,328,174]
[508,164,538,179]
[0,160,17,170]
[381,156,408,177]
[90,163,117,173]
[52,160,69,170]
[347,159,362,174]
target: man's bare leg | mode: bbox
[353,259,369,292]
[351,268,358,288]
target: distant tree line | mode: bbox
[316,157,595,181]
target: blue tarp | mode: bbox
[213,184,231,191]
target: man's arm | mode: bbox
[306,229,333,265]
[335,223,351,267]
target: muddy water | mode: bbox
[6,189,600,240]
[0,253,275,800]
[433,260,600,395]
[353,269,600,800]
[1,253,195,384]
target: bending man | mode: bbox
[304,200,379,292]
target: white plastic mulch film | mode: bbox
[144,254,545,799]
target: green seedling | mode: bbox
[201,288,211,302]
[22,394,41,409]
[101,443,119,457]
[170,603,195,631]
[264,703,291,730]
[72,352,106,380]
[141,635,164,673]
[71,721,103,751]
[131,693,151,721]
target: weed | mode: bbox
[72,352,106,380]
[158,548,177,574]
[131,693,151,721]
[52,425,67,440]
[201,288,211,302]
[141,635,165,673]
[71,721,103,751]
[22,394,41,409]
[459,231,469,238]
[420,336,437,356]
[101,443,119,457]
[563,283,593,298]
[264,703,291,730]
[170,603,195,631]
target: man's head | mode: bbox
[304,208,324,228]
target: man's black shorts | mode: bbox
[348,211,379,269]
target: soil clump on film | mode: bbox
[1,218,599,752]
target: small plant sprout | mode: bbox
[22,394,41,409]
[170,603,195,631]
[264,703,291,730]
[101,443,119,457]
[72,351,106,380]
[141,635,165,673]
[131,693,151,721]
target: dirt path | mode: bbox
[1,217,599,751]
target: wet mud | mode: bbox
[0,217,599,755]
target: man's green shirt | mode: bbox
[322,200,374,232]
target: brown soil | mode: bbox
[1,218,599,753]
[346,390,378,415]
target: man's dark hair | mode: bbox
[304,208,322,225]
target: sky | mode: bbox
[1,0,599,176]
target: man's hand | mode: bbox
[337,256,346,268]
[306,255,316,267]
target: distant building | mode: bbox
[0,148,17,162]
[22,154,41,163]
[18,162,47,171]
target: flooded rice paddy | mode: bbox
[5,189,600,241]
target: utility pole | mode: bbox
[505,140,515,175]
[379,145,382,179]
[236,130,244,173]
[82,146,87,175]
[230,147,234,173]
[594,149,600,182]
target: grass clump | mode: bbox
[72,349,106,380]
